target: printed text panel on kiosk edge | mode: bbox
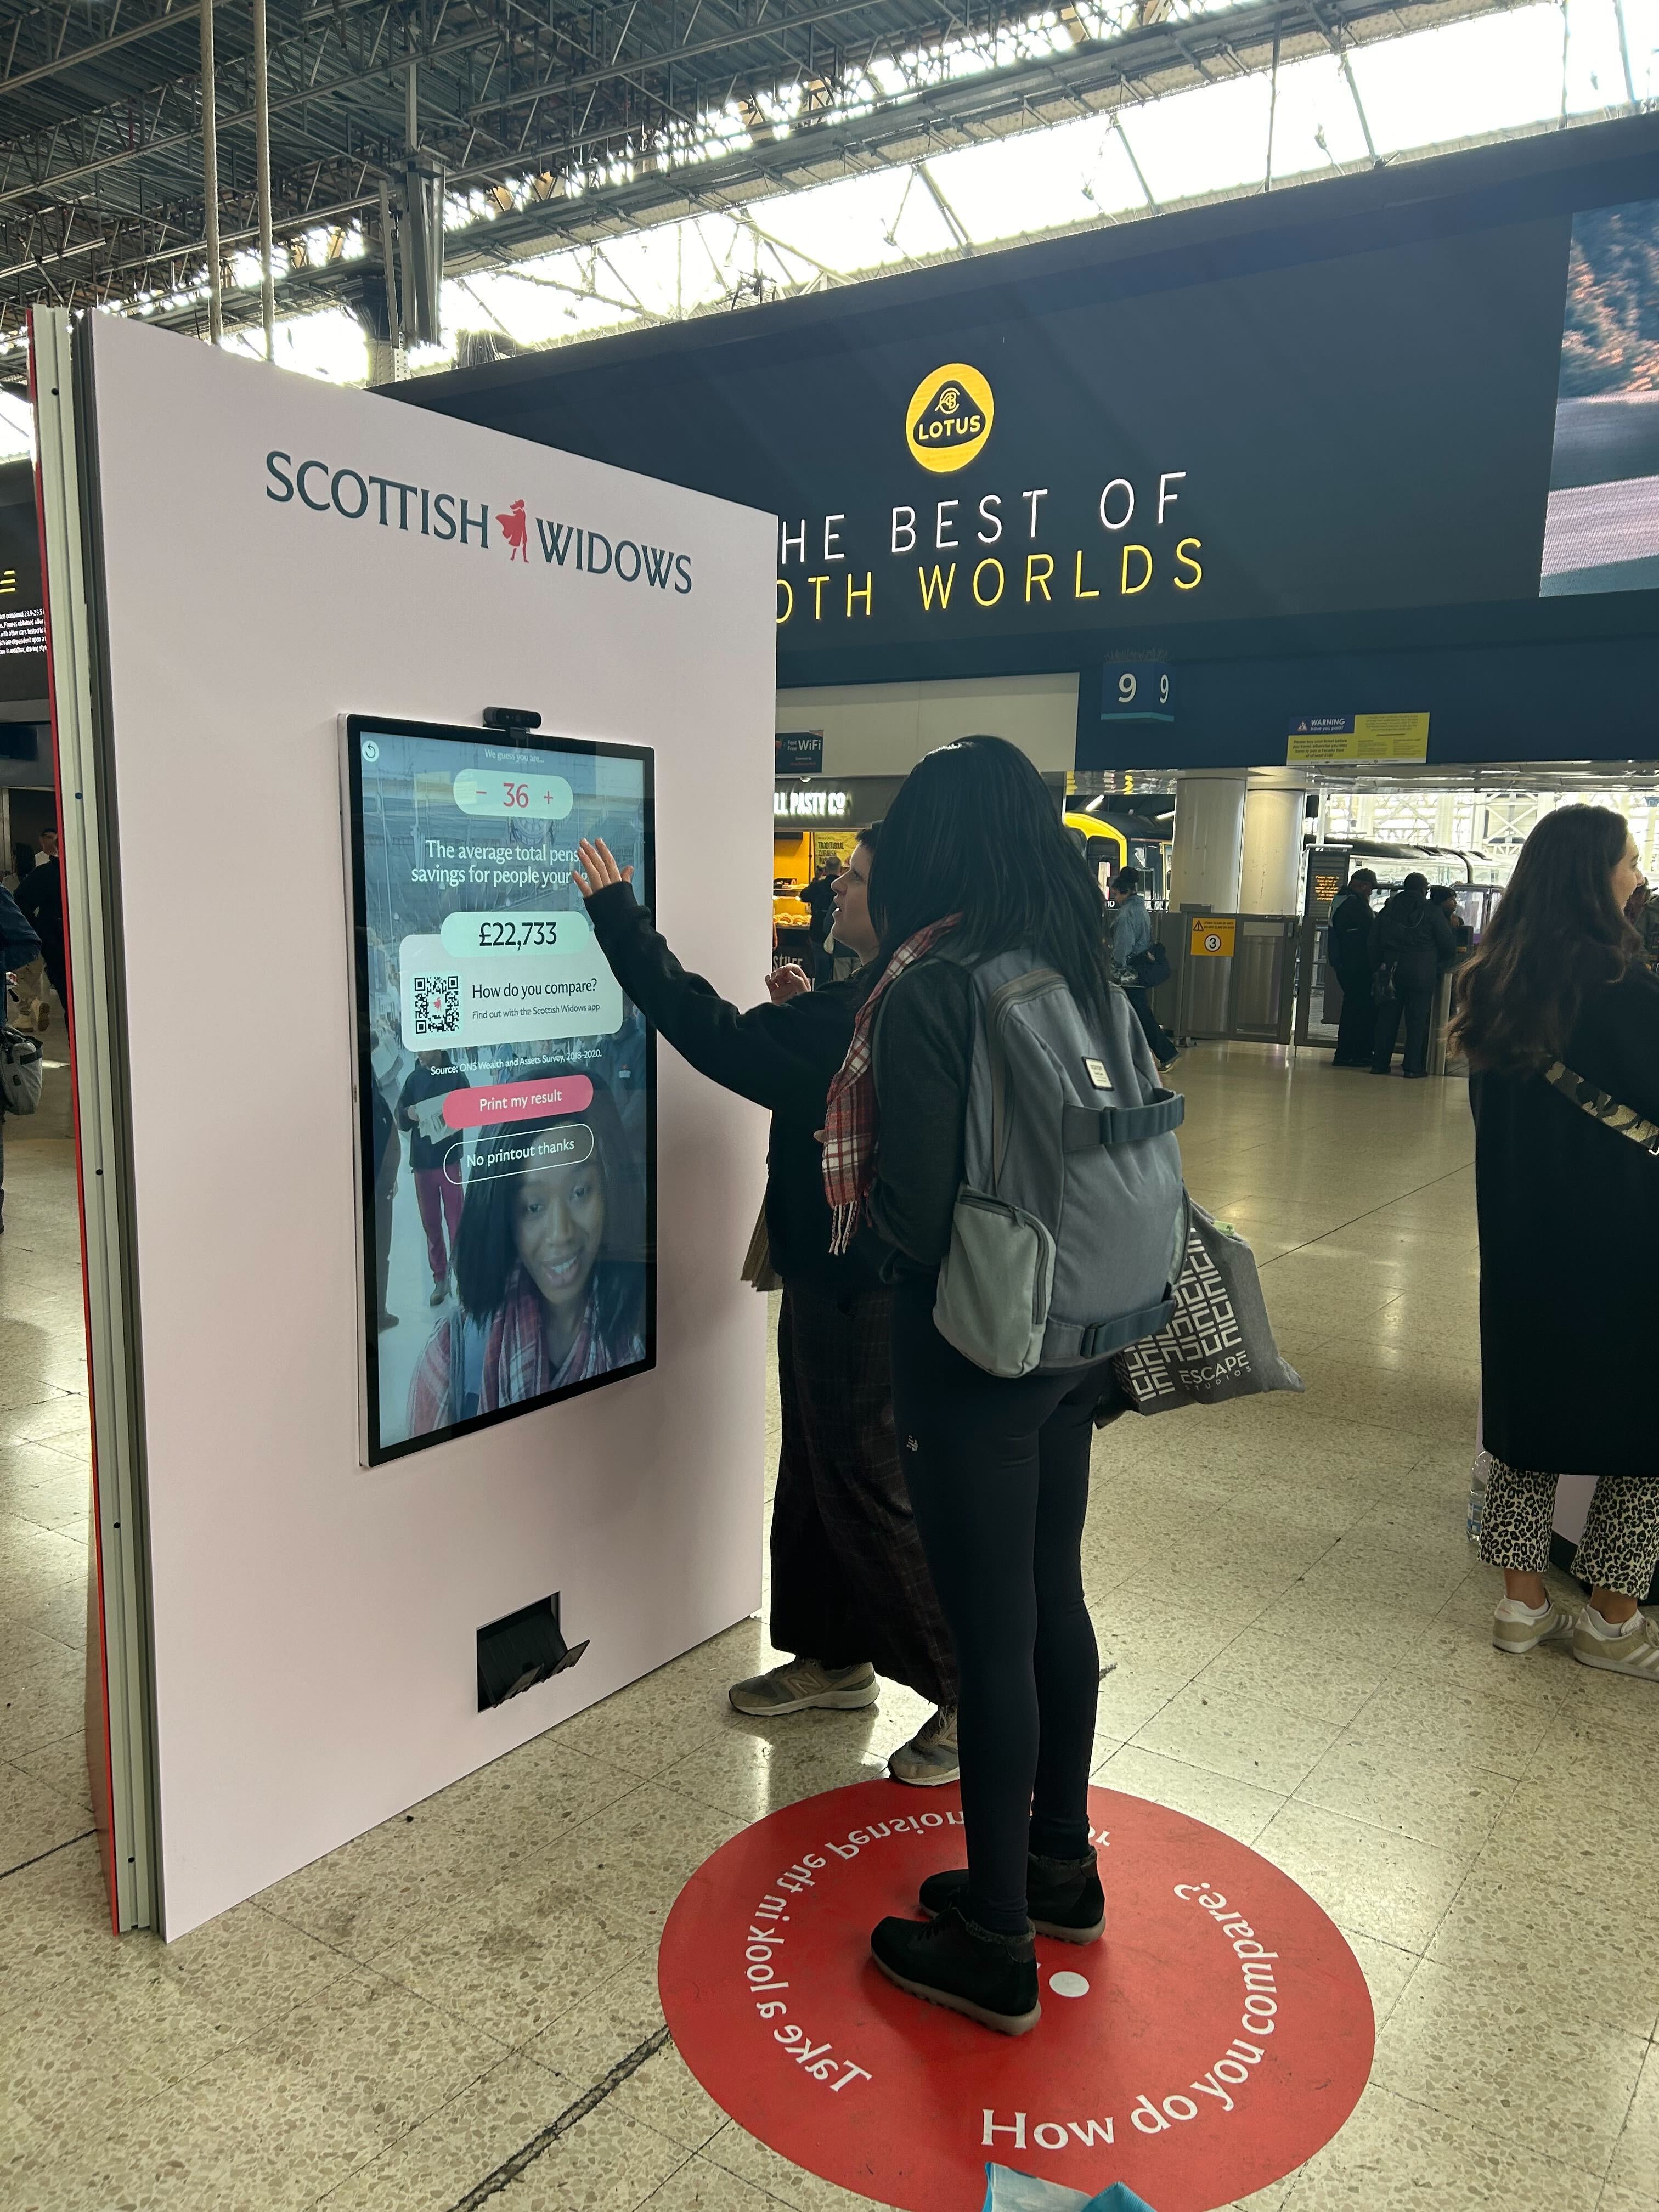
[345,715,655,1466]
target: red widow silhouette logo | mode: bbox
[498,498,529,562]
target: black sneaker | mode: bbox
[918,1846,1105,1944]
[870,1904,1040,2035]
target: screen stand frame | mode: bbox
[32,308,161,1933]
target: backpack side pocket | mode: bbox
[933,1187,1055,1378]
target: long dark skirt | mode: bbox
[771,1279,957,1706]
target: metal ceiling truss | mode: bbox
[0,0,1521,360]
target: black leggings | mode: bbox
[890,1288,1110,1936]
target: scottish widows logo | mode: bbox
[264,451,693,593]
[905,362,994,474]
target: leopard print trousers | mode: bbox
[1479,1459,1659,1599]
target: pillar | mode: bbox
[1239,771,1310,916]
[1170,771,1245,910]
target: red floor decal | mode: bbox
[659,1780,1373,2212]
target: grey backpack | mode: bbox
[932,951,1187,1378]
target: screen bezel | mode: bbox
[341,712,657,1467]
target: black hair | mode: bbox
[867,737,1114,1014]
[1400,872,1430,899]
[452,1078,645,1342]
[1115,866,1142,895]
[856,819,881,853]
[1451,805,1638,1073]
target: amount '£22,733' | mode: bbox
[476,917,563,950]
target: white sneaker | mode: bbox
[729,1658,878,1716]
[888,1705,958,1786]
[1492,1596,1578,1655]
[1572,1608,1659,1678]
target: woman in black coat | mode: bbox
[571,826,959,1780]
[1454,805,1659,1677]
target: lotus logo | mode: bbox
[905,362,994,473]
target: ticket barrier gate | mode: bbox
[1295,928,1467,1074]
[1146,910,1300,1047]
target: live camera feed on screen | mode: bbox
[1542,196,1659,596]
[346,716,655,1465]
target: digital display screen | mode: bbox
[0,476,47,702]
[343,714,655,1465]
[1542,195,1659,596]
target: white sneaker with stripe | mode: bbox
[1572,1609,1659,1678]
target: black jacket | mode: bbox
[867,955,975,1276]
[803,875,837,940]
[0,882,41,975]
[1372,891,1456,995]
[584,881,876,1294]
[1326,890,1375,982]
[11,861,58,963]
[1472,964,1659,1477]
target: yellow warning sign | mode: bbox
[1190,917,1237,957]
[1286,713,1430,764]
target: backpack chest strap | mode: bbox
[1062,1091,1186,1149]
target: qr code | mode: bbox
[413,974,461,1037]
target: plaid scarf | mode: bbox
[480,1263,613,1409]
[822,916,961,1255]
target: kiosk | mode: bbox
[32,312,775,1937]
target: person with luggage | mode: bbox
[1452,805,1659,1675]
[573,826,960,1786]
[0,881,43,1233]
[824,736,1184,2034]
[14,830,66,1033]
[1325,867,1378,1065]
[1108,866,1178,1069]
[1370,871,1457,1076]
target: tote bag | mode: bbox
[1112,1200,1302,1413]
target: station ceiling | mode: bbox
[0,0,1515,371]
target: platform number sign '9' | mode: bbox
[1102,661,1175,724]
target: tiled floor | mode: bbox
[3,1043,1656,2211]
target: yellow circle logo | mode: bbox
[905,362,994,473]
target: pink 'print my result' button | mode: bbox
[442,1076,594,1130]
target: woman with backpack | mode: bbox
[1452,805,1659,1676]
[823,737,1184,2035]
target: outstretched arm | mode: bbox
[573,839,854,1119]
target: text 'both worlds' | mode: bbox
[264,452,694,592]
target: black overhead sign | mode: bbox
[404,117,1659,733]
